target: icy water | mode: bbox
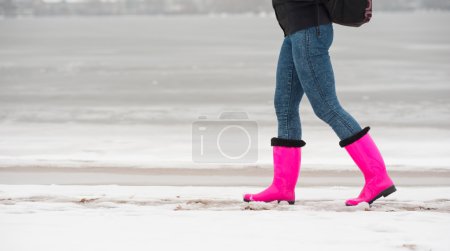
[0,12,449,127]
[0,12,449,170]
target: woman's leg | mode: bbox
[274,36,305,140]
[290,23,362,140]
[289,24,396,206]
[242,36,305,204]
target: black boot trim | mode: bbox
[339,127,370,147]
[271,137,306,147]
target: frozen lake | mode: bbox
[0,11,449,173]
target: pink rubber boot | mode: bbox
[340,127,396,206]
[243,138,305,205]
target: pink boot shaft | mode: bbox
[340,127,396,206]
[243,138,305,204]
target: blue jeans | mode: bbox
[274,23,362,141]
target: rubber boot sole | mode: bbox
[243,199,295,205]
[368,185,397,205]
[346,185,397,206]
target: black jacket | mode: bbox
[273,0,331,36]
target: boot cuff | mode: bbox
[271,137,306,147]
[339,127,371,147]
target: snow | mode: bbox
[1,185,449,251]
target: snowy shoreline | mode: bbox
[1,124,449,172]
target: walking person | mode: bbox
[243,0,396,206]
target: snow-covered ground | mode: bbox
[1,185,450,251]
